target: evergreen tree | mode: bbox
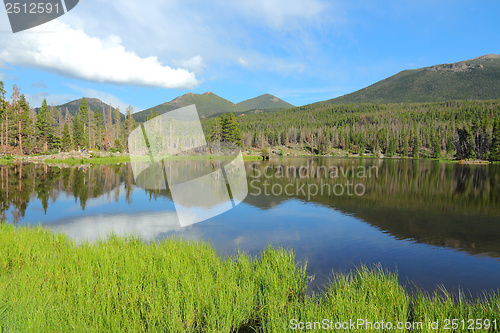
[62,122,72,152]
[432,134,441,158]
[36,98,51,152]
[79,97,89,144]
[124,106,136,140]
[446,137,454,156]
[16,94,32,154]
[456,127,472,159]
[412,132,420,158]
[210,116,222,144]
[402,134,409,157]
[223,112,242,146]
[386,138,396,157]
[0,81,6,147]
[113,107,122,147]
[489,119,500,162]
[94,111,104,149]
[72,112,84,149]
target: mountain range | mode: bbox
[38,93,294,123]
[132,93,293,123]
[35,54,500,120]
[324,54,500,104]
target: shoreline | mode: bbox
[0,150,492,166]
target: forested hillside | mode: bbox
[34,97,123,120]
[1,80,500,161]
[0,83,136,154]
[232,100,500,160]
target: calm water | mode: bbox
[1,158,500,295]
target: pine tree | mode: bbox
[223,112,242,146]
[210,117,222,143]
[36,98,50,152]
[402,134,409,157]
[489,119,500,162]
[386,138,396,157]
[62,122,72,152]
[456,127,471,159]
[113,107,122,148]
[432,134,441,158]
[16,94,32,154]
[124,106,136,139]
[446,136,454,156]
[72,112,83,149]
[79,97,89,145]
[412,132,420,158]
[0,81,6,147]
[94,111,104,149]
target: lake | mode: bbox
[1,157,500,296]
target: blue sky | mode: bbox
[0,0,499,112]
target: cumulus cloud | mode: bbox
[174,55,205,75]
[0,21,199,89]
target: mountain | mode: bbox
[133,92,237,123]
[36,97,122,119]
[133,92,294,123]
[325,54,500,104]
[236,94,294,111]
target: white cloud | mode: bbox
[48,211,185,243]
[174,55,205,75]
[0,21,199,89]
[238,57,249,67]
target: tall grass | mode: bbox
[0,223,499,332]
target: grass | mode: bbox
[0,154,14,165]
[47,154,262,165]
[48,156,133,165]
[0,224,499,332]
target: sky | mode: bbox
[0,0,499,113]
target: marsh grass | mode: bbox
[0,224,499,332]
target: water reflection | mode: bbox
[1,158,500,294]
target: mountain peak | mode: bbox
[133,92,294,122]
[236,93,294,111]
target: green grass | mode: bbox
[0,159,13,165]
[47,156,133,165]
[0,224,499,332]
[47,154,261,165]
